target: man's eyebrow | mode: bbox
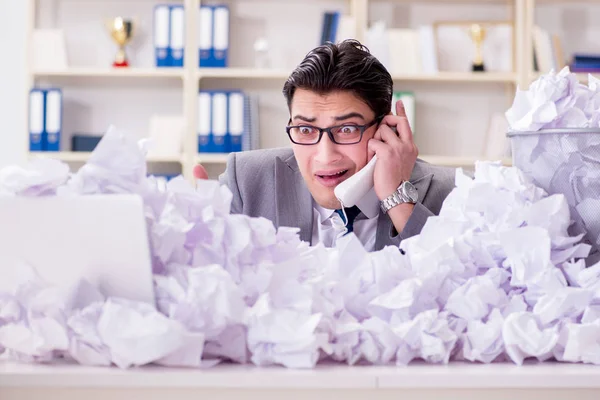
[292,112,365,123]
[334,112,365,121]
[292,115,316,123]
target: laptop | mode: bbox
[0,194,155,305]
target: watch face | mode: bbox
[402,181,418,202]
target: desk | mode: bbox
[1,361,600,400]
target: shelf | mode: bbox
[380,0,512,2]
[420,155,512,167]
[29,152,183,164]
[196,153,230,163]
[392,72,517,83]
[33,68,185,79]
[198,68,292,80]
[195,69,517,83]
[576,73,600,84]
[529,71,599,84]
[192,153,511,168]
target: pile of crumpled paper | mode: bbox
[1,68,599,368]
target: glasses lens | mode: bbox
[289,126,320,144]
[331,125,362,144]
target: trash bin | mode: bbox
[507,128,600,264]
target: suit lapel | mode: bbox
[374,161,434,250]
[274,154,314,244]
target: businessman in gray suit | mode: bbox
[194,39,456,251]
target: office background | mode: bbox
[1,0,599,181]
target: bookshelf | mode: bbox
[25,0,591,180]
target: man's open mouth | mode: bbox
[316,170,348,179]
[315,170,349,187]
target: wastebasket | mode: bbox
[507,128,600,264]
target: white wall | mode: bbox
[0,0,28,168]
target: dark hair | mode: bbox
[282,39,393,119]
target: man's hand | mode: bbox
[368,99,418,201]
[193,164,209,180]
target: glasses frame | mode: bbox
[285,116,383,145]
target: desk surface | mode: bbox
[2,360,600,389]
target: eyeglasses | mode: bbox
[285,117,382,145]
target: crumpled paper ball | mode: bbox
[506,66,600,130]
[0,126,599,369]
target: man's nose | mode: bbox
[314,132,342,164]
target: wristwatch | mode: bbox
[380,181,418,213]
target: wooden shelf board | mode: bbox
[196,153,230,163]
[392,72,517,83]
[29,151,183,163]
[192,153,512,167]
[198,68,291,79]
[33,68,184,79]
[197,69,516,83]
[420,155,512,167]
[529,71,599,84]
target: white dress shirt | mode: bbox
[311,189,381,251]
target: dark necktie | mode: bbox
[334,205,361,234]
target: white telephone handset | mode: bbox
[334,155,377,208]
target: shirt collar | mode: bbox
[313,188,380,221]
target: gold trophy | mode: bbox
[106,17,135,67]
[469,23,486,72]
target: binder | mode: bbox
[211,91,228,153]
[228,91,244,152]
[169,5,185,67]
[198,91,212,153]
[212,5,229,68]
[329,11,340,43]
[44,88,62,151]
[154,5,171,67]
[28,89,45,151]
[198,5,213,67]
[320,11,340,44]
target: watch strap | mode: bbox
[380,181,415,214]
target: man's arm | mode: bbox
[218,152,244,214]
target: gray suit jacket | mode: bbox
[218,147,457,251]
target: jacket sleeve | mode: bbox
[217,152,244,214]
[396,202,435,241]
[389,167,457,244]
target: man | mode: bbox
[194,39,456,251]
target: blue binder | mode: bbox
[28,89,45,152]
[198,5,213,67]
[169,5,185,67]
[228,91,244,153]
[211,91,228,153]
[44,88,62,151]
[329,11,340,43]
[211,5,229,68]
[198,90,212,153]
[154,4,171,67]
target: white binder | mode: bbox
[29,89,45,151]
[170,5,185,67]
[198,6,213,66]
[153,5,171,67]
[44,88,62,151]
[228,92,244,152]
[198,91,212,152]
[211,92,228,152]
[212,6,229,67]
